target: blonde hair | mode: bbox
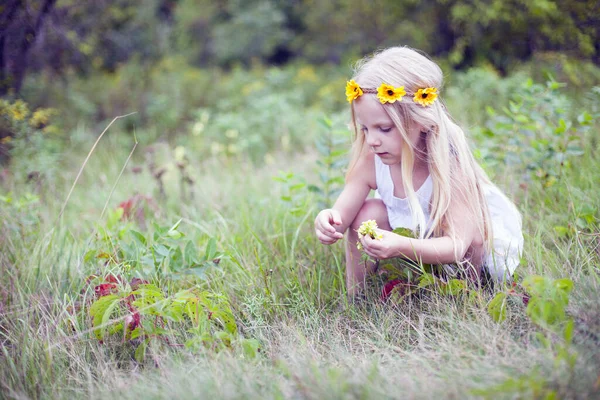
[348,47,498,253]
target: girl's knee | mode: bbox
[351,198,390,230]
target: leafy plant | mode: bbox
[89,214,223,280]
[482,275,576,399]
[85,274,258,362]
[0,99,61,182]
[479,78,591,186]
[273,171,310,217]
[374,227,474,303]
[308,116,348,209]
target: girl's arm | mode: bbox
[362,233,472,264]
[315,151,376,244]
[360,183,481,265]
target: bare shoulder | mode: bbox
[347,149,377,190]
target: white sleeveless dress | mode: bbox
[374,156,523,281]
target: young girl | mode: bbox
[314,47,523,296]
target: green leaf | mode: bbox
[184,240,198,265]
[446,279,466,296]
[487,292,508,323]
[214,330,233,347]
[205,238,217,260]
[134,338,150,362]
[154,244,171,258]
[129,327,142,340]
[84,249,96,263]
[307,184,323,194]
[418,273,435,288]
[515,114,529,124]
[485,106,496,117]
[554,278,574,293]
[132,284,164,302]
[170,246,184,272]
[183,266,208,279]
[577,112,592,125]
[522,275,545,292]
[554,118,567,134]
[318,116,333,130]
[130,230,147,246]
[289,183,306,191]
[553,225,571,237]
[240,338,260,359]
[89,294,121,340]
[393,227,416,238]
[167,229,183,239]
[564,319,574,344]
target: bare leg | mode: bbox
[345,199,392,297]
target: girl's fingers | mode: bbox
[316,229,338,244]
[330,209,342,226]
[315,210,343,243]
[361,235,380,257]
[316,213,336,234]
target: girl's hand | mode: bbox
[360,229,404,259]
[315,209,344,245]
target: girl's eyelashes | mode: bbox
[360,126,392,133]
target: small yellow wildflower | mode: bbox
[29,108,56,129]
[377,83,406,104]
[413,87,438,107]
[356,219,383,250]
[10,100,29,121]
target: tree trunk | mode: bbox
[0,0,57,96]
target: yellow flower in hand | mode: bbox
[345,80,363,103]
[356,220,383,250]
[413,87,438,107]
[377,83,406,104]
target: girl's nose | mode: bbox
[366,133,381,148]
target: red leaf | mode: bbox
[118,198,134,219]
[105,274,124,284]
[94,283,117,298]
[382,279,401,300]
[125,312,141,331]
[130,277,149,291]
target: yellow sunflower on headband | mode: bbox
[413,87,438,107]
[345,80,363,103]
[377,83,406,104]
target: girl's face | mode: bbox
[354,95,423,165]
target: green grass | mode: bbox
[1,78,600,399]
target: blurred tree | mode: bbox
[436,0,600,73]
[0,0,57,96]
[171,0,220,66]
[2,0,599,98]
[211,0,292,66]
[289,0,424,64]
[3,0,175,96]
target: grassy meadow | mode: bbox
[1,59,599,399]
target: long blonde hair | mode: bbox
[347,47,495,250]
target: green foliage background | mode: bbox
[0,1,599,399]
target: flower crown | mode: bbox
[345,80,438,107]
